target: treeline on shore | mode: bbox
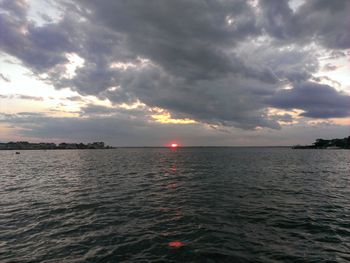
[0,141,114,150]
[293,136,350,149]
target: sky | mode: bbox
[0,0,349,146]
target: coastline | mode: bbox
[0,141,114,151]
[292,136,350,149]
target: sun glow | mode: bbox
[171,143,178,148]
[150,108,196,124]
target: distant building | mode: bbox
[0,141,112,150]
[88,142,105,149]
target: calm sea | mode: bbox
[1,148,350,262]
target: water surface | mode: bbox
[1,148,350,262]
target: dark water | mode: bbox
[1,148,350,262]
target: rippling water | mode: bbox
[1,148,350,262]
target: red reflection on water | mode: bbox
[159,207,171,212]
[168,241,184,248]
[168,183,177,189]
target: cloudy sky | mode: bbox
[0,0,349,146]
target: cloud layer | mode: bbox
[0,0,349,144]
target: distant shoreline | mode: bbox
[292,136,350,149]
[0,141,114,151]
[0,144,293,150]
[1,137,349,150]
[2,145,347,150]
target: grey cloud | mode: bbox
[327,50,347,60]
[64,0,283,129]
[323,63,339,72]
[0,73,10,82]
[0,111,212,146]
[114,65,281,129]
[80,104,118,116]
[77,0,262,82]
[16,112,45,116]
[235,41,319,82]
[16,94,44,101]
[268,81,350,118]
[297,0,350,49]
[259,0,295,40]
[1,111,349,146]
[48,108,80,115]
[312,76,341,88]
[81,0,259,45]
[38,13,53,23]
[0,0,28,19]
[0,1,78,71]
[65,96,84,102]
[0,0,349,134]
[0,94,44,100]
[260,0,350,49]
[80,104,149,119]
[272,113,294,123]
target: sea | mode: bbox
[1,148,350,262]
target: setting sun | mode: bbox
[171,143,178,148]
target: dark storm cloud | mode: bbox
[0,16,68,70]
[260,0,350,49]
[0,0,77,71]
[296,0,350,49]
[259,0,295,40]
[0,0,349,135]
[63,0,285,129]
[75,0,276,86]
[268,82,350,118]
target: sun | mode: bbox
[171,143,178,148]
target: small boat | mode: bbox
[15,152,20,154]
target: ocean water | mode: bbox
[1,148,350,262]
